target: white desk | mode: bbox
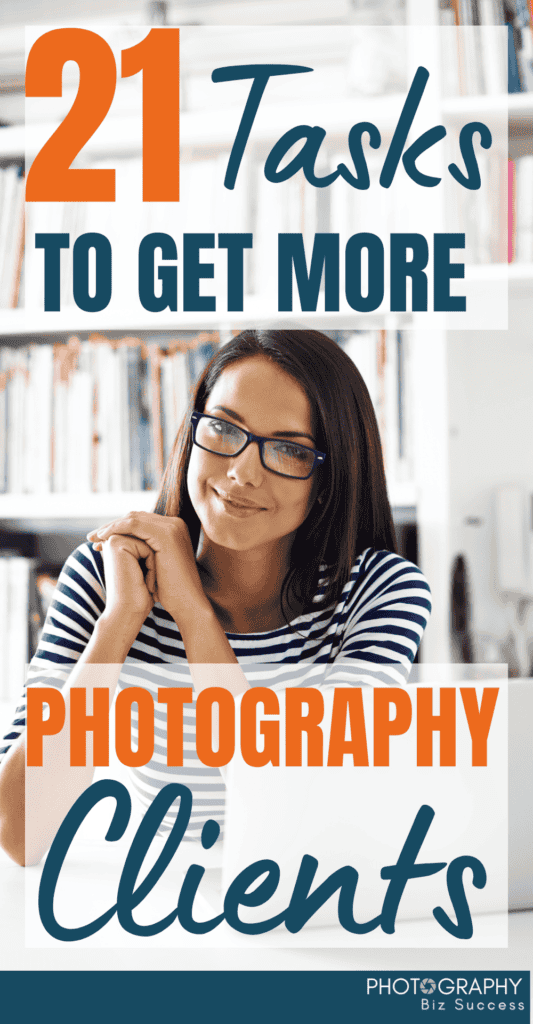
[1,699,531,970]
[1,841,532,970]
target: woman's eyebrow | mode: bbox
[210,405,316,444]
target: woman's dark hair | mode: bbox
[155,329,396,617]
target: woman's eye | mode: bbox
[275,442,310,461]
[208,419,240,439]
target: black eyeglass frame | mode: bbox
[190,411,327,480]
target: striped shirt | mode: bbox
[1,543,431,840]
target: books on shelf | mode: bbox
[445,148,509,264]
[0,163,24,311]
[515,0,533,90]
[0,333,219,496]
[340,329,412,491]
[478,151,505,263]
[439,0,532,94]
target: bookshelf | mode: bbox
[0,2,531,682]
[0,329,412,510]
[442,90,533,120]
[405,0,533,669]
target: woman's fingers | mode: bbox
[96,534,158,599]
[99,533,156,623]
[87,517,188,610]
[103,534,153,558]
[88,514,202,623]
[144,550,156,596]
[90,531,157,585]
[87,518,132,541]
[87,511,157,544]
[87,513,191,565]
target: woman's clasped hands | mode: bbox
[87,512,209,630]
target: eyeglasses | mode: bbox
[190,412,326,480]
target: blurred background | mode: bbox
[0,0,532,729]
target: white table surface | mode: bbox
[1,702,531,971]
[0,834,531,971]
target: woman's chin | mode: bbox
[202,523,266,553]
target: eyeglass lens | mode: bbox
[195,416,315,478]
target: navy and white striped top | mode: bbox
[1,543,431,839]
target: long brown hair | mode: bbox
[155,329,396,617]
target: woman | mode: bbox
[0,329,431,865]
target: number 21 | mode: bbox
[25,27,180,202]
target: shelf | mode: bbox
[2,89,530,164]
[0,306,415,337]
[6,92,408,164]
[0,491,157,531]
[0,307,256,336]
[1,267,530,338]
[465,262,533,283]
[0,484,415,531]
[442,91,533,131]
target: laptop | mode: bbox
[216,677,531,933]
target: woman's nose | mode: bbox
[227,440,264,486]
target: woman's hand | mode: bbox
[87,512,210,628]
[88,512,248,689]
[98,532,156,630]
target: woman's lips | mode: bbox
[212,488,267,518]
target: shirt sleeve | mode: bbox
[0,542,105,763]
[326,549,432,688]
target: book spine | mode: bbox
[23,345,37,494]
[32,344,54,493]
[9,176,25,310]
[108,345,122,492]
[508,158,516,262]
[98,340,115,493]
[126,343,143,492]
[516,0,533,89]
[0,167,18,308]
[63,337,92,494]
[507,20,524,91]
[6,170,25,310]
[119,343,130,491]
[479,6,508,93]
[139,342,155,491]
[52,343,68,493]
[93,341,109,493]
[147,343,164,484]
[160,350,173,468]
[9,349,27,495]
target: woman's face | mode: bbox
[187,355,319,556]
